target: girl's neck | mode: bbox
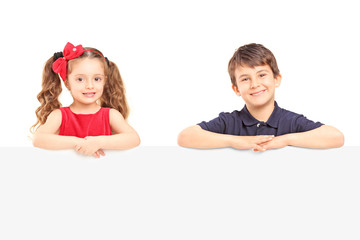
[69,102,101,114]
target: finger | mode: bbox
[75,145,82,152]
[256,135,274,144]
[253,144,266,152]
[93,151,102,158]
[77,148,86,154]
[262,142,278,150]
[256,135,274,138]
[98,149,106,156]
[259,143,268,151]
[253,147,265,152]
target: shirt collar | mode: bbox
[266,101,282,128]
[240,105,259,127]
[240,101,281,128]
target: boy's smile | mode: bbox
[250,89,267,96]
[232,64,281,110]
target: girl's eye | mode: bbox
[95,77,102,82]
[76,78,83,82]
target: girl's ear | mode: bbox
[232,84,241,96]
[64,81,70,90]
[275,74,282,88]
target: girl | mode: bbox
[32,42,140,158]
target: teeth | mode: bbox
[83,93,95,97]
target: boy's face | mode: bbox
[232,64,281,109]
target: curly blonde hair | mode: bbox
[31,47,129,132]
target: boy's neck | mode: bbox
[246,101,275,122]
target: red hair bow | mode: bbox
[52,42,84,81]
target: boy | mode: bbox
[178,43,344,151]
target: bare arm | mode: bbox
[178,125,274,151]
[107,109,140,149]
[78,109,140,154]
[99,109,140,149]
[32,109,84,150]
[263,125,344,149]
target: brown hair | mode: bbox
[228,43,280,86]
[31,47,129,132]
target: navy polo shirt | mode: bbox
[198,102,323,136]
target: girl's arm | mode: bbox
[32,109,84,150]
[81,109,140,151]
[262,125,344,149]
[178,125,274,151]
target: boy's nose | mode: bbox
[251,78,260,88]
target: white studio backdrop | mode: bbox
[0,0,359,147]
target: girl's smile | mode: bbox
[82,92,96,97]
[66,58,106,110]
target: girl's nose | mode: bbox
[85,79,94,89]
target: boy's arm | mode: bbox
[178,125,274,151]
[32,109,84,150]
[263,125,344,149]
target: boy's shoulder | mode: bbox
[273,103,312,122]
[269,102,323,133]
[211,108,247,123]
[220,101,320,125]
[204,102,311,123]
[198,102,323,135]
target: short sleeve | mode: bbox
[291,114,324,133]
[198,112,229,134]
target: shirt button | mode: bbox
[257,123,260,127]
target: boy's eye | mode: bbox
[259,73,267,78]
[76,77,83,82]
[242,78,249,82]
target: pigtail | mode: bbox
[101,60,129,119]
[31,57,62,132]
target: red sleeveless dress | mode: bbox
[59,107,112,138]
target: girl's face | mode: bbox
[66,58,106,107]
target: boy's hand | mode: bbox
[231,135,274,151]
[75,137,105,158]
[260,135,289,150]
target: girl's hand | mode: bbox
[93,149,106,158]
[75,137,105,158]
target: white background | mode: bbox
[1,0,359,146]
